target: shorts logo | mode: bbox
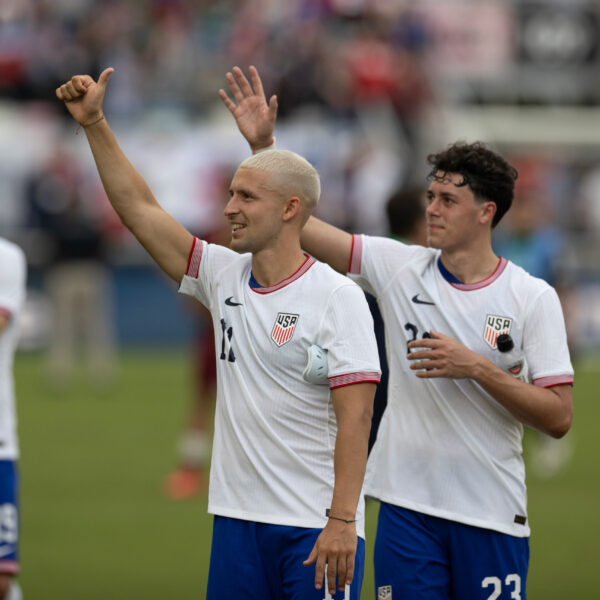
[483,314,512,349]
[378,585,392,600]
[271,313,299,347]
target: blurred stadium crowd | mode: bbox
[2,0,600,353]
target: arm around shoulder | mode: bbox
[301,217,353,274]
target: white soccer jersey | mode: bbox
[349,235,573,537]
[0,238,26,461]
[179,238,381,536]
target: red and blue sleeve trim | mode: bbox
[533,375,574,388]
[329,371,381,390]
[185,237,204,278]
[348,234,362,275]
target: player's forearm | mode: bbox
[83,119,193,281]
[300,217,353,275]
[329,431,369,520]
[329,386,374,519]
[472,359,573,438]
[84,119,158,229]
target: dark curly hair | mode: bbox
[426,142,518,227]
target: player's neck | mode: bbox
[440,246,500,284]
[250,245,307,288]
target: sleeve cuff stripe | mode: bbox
[534,375,574,388]
[348,234,362,275]
[186,237,203,278]
[329,371,381,390]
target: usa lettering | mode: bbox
[277,314,298,328]
[487,316,511,331]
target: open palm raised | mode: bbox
[219,65,277,152]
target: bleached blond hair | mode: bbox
[240,149,321,219]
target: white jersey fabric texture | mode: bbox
[0,238,26,460]
[349,234,573,537]
[179,238,381,537]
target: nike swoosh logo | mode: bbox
[412,294,435,306]
[225,296,243,307]
[0,545,14,558]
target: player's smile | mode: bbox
[230,223,247,237]
[229,221,249,245]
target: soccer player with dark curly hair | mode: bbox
[223,66,574,600]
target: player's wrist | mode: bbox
[75,112,106,135]
[325,508,356,523]
[328,515,356,524]
[252,136,276,154]
[471,355,498,383]
[80,112,105,128]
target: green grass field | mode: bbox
[14,350,599,599]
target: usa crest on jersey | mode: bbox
[483,314,512,349]
[377,585,392,600]
[271,313,299,347]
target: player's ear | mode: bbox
[282,196,301,222]
[480,201,497,226]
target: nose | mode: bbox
[224,196,239,217]
[426,197,439,217]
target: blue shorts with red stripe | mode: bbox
[373,502,529,600]
[0,461,19,575]
[207,515,365,600]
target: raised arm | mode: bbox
[55,69,193,282]
[303,382,375,595]
[219,66,354,274]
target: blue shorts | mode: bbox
[373,502,529,600]
[207,515,365,600]
[0,461,19,575]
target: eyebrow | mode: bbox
[229,185,257,198]
[439,190,458,199]
[427,188,459,200]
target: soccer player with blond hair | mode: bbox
[56,67,380,600]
